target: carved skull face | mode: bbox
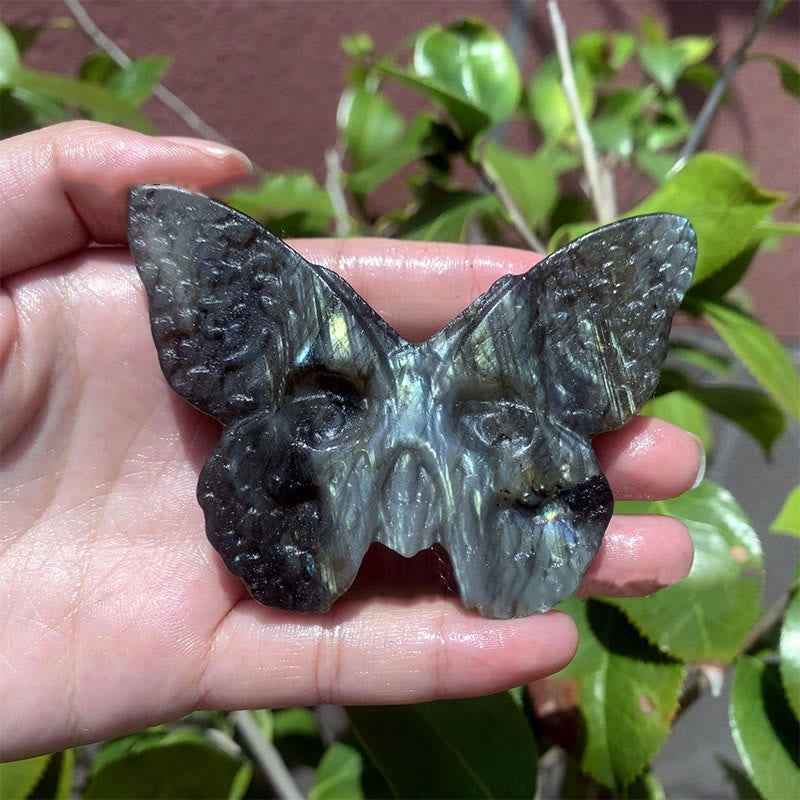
[129,186,696,618]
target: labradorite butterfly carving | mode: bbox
[128,185,696,619]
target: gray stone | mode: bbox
[128,185,696,618]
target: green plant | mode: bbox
[1,1,798,797]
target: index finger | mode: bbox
[0,120,253,277]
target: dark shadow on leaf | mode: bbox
[761,663,800,770]
[586,599,679,663]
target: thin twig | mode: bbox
[675,582,797,719]
[741,583,796,655]
[674,667,703,720]
[62,0,234,146]
[473,158,547,252]
[231,711,304,800]
[324,147,352,236]
[671,0,777,176]
[547,0,615,223]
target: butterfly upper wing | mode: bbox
[427,214,696,617]
[437,214,697,434]
[129,185,401,612]
[129,184,400,423]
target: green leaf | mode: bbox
[0,87,70,138]
[772,485,800,537]
[340,32,374,59]
[590,114,634,158]
[507,685,524,707]
[687,385,785,456]
[78,53,171,120]
[632,153,784,283]
[481,141,559,229]
[690,241,759,299]
[412,19,521,129]
[556,599,684,790]
[750,54,800,100]
[88,725,171,777]
[271,707,325,768]
[84,730,252,800]
[106,56,172,106]
[640,36,715,93]
[639,96,691,152]
[224,172,335,236]
[272,707,320,739]
[718,757,763,800]
[7,67,153,132]
[634,151,678,183]
[624,770,666,800]
[730,656,800,799]
[780,592,800,720]
[28,749,73,800]
[640,15,667,45]
[673,36,717,66]
[643,390,712,451]
[573,31,636,79]
[758,219,800,238]
[309,743,364,800]
[394,186,499,242]
[7,24,40,55]
[337,87,405,169]
[249,708,273,740]
[681,63,721,92]
[346,113,438,195]
[528,53,595,142]
[613,481,764,662]
[377,60,491,140]
[669,341,733,377]
[347,693,537,799]
[548,194,593,233]
[601,86,658,120]
[0,24,21,84]
[772,0,794,16]
[691,297,800,420]
[0,756,51,800]
[640,43,684,93]
[79,51,118,85]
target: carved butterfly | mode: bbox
[128,185,696,619]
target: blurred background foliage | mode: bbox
[1,0,798,798]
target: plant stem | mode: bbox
[675,582,797,719]
[324,147,352,236]
[546,0,616,223]
[62,0,238,149]
[742,582,797,654]
[671,0,777,176]
[231,710,304,800]
[472,157,547,252]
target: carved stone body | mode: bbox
[128,186,696,618]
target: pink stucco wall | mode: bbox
[5,0,798,339]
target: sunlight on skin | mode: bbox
[0,122,701,759]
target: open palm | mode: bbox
[0,123,701,760]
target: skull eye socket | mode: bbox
[284,369,366,450]
[457,399,537,449]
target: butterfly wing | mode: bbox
[428,214,696,617]
[129,185,401,611]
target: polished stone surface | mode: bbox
[128,185,696,618]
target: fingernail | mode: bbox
[687,432,706,490]
[160,136,253,172]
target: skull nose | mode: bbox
[380,448,443,556]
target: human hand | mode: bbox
[0,122,702,760]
